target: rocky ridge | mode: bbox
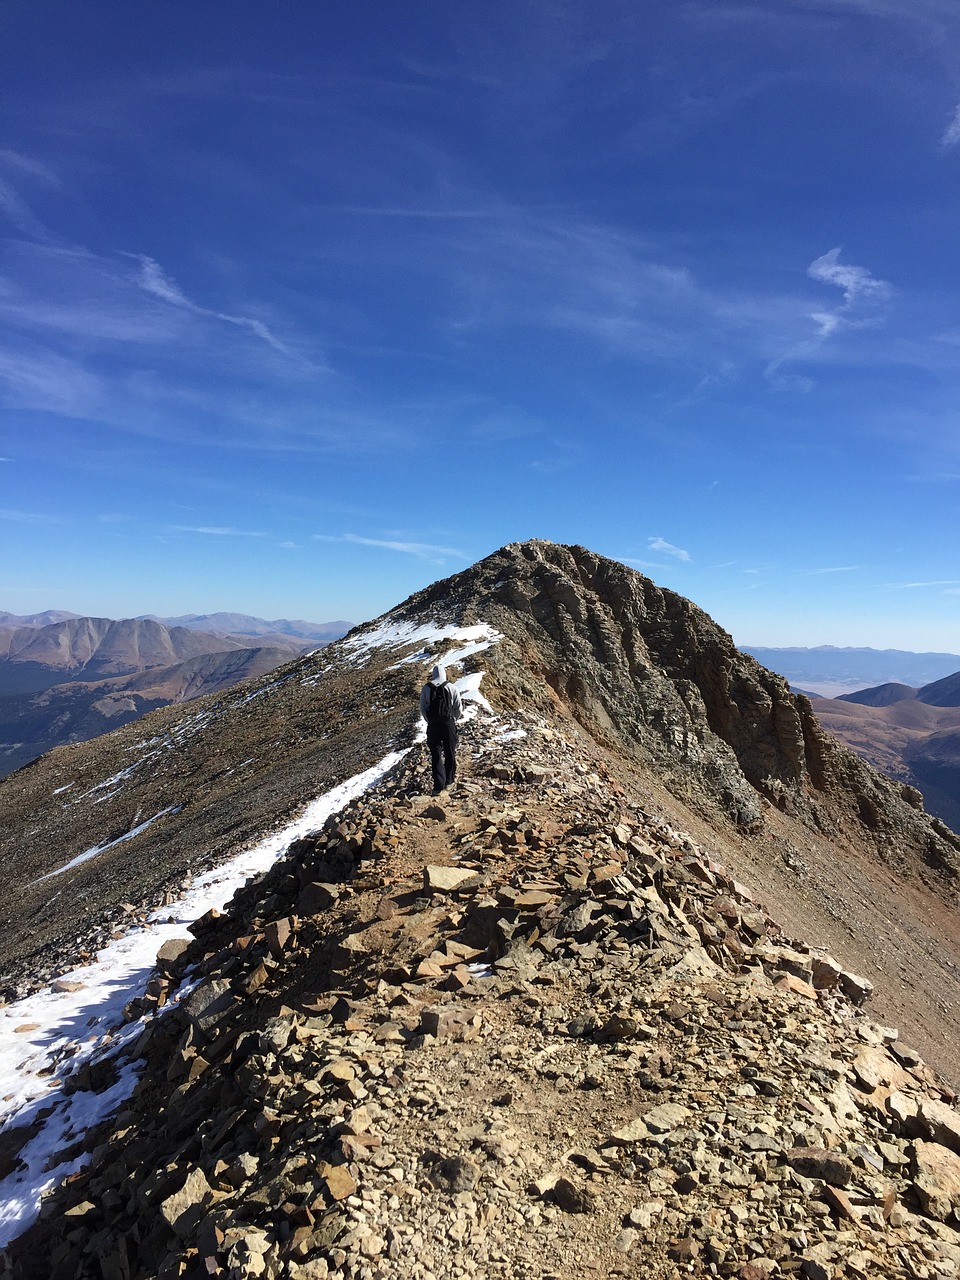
[398,543,960,890]
[7,713,960,1280]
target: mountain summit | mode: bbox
[3,541,960,1277]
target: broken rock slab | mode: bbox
[423,865,480,893]
[913,1140,960,1220]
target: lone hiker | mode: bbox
[420,663,463,796]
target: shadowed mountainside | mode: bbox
[838,682,919,708]
[0,647,304,779]
[820,671,960,831]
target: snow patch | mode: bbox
[0,747,409,1245]
[495,728,527,742]
[33,806,185,884]
[342,619,500,667]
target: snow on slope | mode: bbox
[0,749,407,1246]
[0,617,502,1245]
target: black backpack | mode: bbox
[427,681,455,723]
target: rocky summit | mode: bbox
[2,540,960,1280]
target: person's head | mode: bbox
[429,664,446,684]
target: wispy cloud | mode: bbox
[648,536,691,561]
[806,248,892,338]
[0,508,60,524]
[316,533,469,560]
[803,565,861,575]
[0,158,55,243]
[170,525,266,537]
[0,348,103,417]
[942,104,960,149]
[765,247,893,384]
[621,558,672,572]
[130,255,294,357]
[885,578,960,588]
[334,205,504,220]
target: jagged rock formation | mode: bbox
[3,541,960,1278]
[395,542,960,879]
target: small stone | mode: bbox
[785,1147,854,1187]
[552,1177,594,1214]
[567,1014,598,1038]
[609,1118,651,1144]
[614,1228,638,1252]
[514,890,554,909]
[822,1184,856,1219]
[321,1163,357,1201]
[298,882,339,915]
[668,1238,701,1263]
[160,1166,213,1239]
[429,1155,479,1192]
[644,1103,691,1134]
[599,1014,639,1039]
[913,1139,960,1220]
[838,970,873,1003]
[156,938,192,967]
[265,918,293,959]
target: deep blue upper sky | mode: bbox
[1,0,959,646]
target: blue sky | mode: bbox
[1,0,959,648]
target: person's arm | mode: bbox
[451,686,464,719]
[420,685,432,720]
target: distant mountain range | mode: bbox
[0,610,351,778]
[743,645,960,696]
[137,612,352,645]
[0,610,82,627]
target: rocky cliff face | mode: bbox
[3,541,960,1279]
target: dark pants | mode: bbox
[427,720,458,792]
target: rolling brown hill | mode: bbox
[0,616,293,697]
[3,541,960,1278]
[818,677,960,831]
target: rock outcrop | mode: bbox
[393,542,960,881]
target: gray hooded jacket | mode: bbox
[420,664,463,722]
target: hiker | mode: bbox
[420,663,463,795]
